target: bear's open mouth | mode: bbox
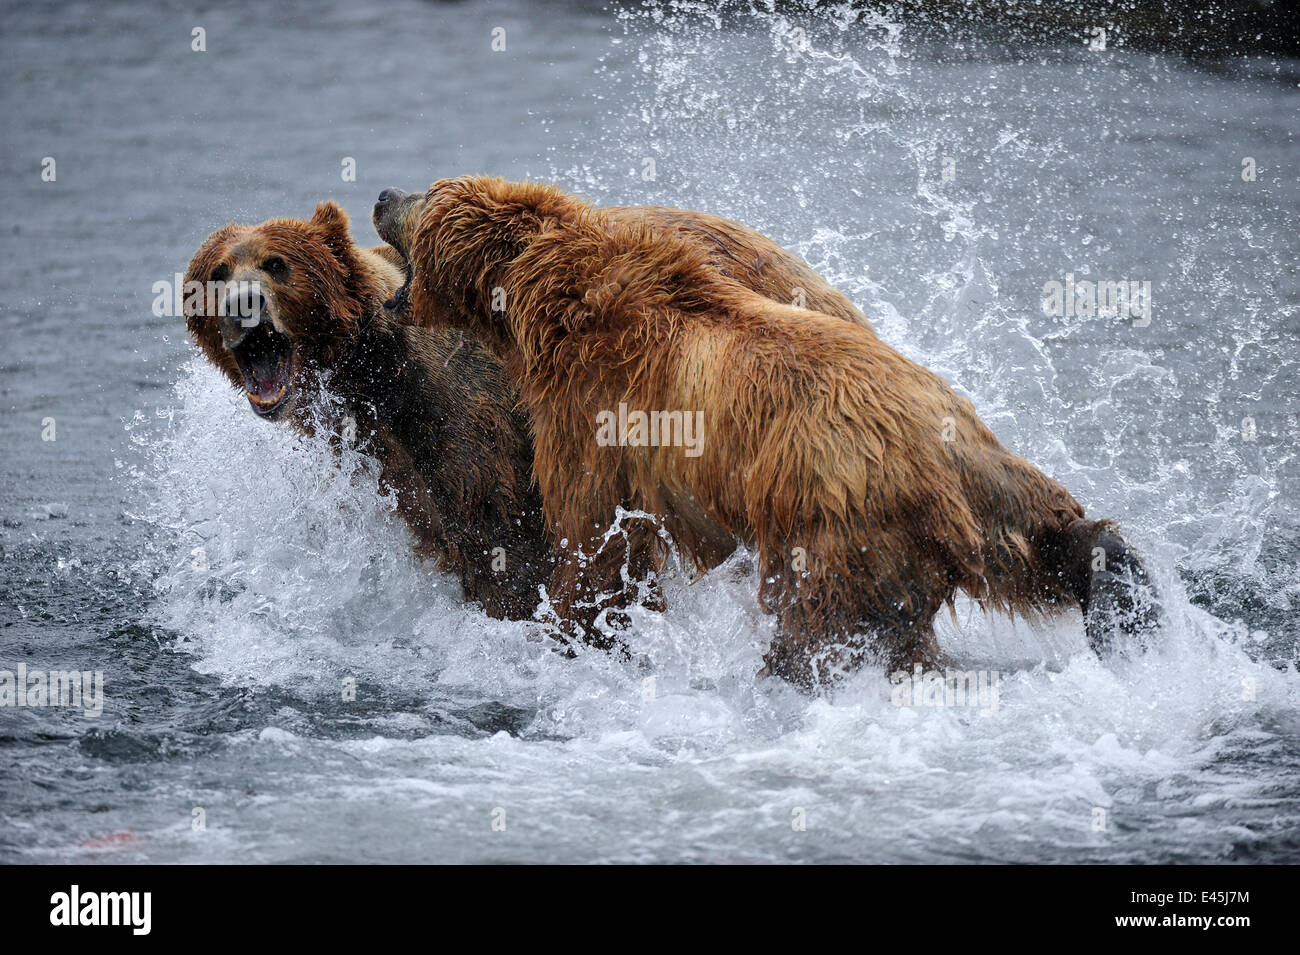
[230,323,294,417]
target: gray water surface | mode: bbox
[1,0,1298,863]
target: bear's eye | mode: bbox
[261,256,289,281]
[210,263,230,283]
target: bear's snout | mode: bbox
[219,283,272,349]
[373,188,420,253]
[373,188,410,238]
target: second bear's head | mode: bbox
[184,201,404,421]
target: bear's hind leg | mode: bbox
[1052,519,1161,655]
[762,599,943,690]
[758,552,943,690]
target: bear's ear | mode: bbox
[310,200,351,251]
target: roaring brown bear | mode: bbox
[375,176,1158,687]
[184,201,555,620]
[184,197,869,644]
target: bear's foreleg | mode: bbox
[544,518,667,656]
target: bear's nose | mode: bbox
[377,188,408,205]
[219,282,270,348]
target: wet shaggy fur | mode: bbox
[373,184,875,646]
[385,175,1158,687]
[184,201,554,619]
[185,197,873,644]
[374,187,871,330]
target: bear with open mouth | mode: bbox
[184,200,555,622]
[375,176,1161,687]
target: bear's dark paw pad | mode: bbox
[383,279,409,312]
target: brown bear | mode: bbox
[185,197,871,646]
[184,201,556,621]
[376,176,1159,687]
[374,186,880,644]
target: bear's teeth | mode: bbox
[249,384,286,406]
